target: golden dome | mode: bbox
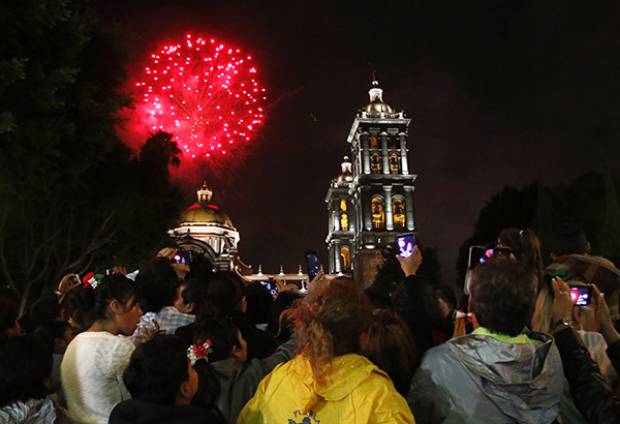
[179,183,235,228]
[181,203,234,227]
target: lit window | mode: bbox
[370,136,379,149]
[340,246,351,271]
[389,152,400,174]
[371,153,381,173]
[393,197,406,230]
[371,197,385,230]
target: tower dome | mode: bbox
[180,183,234,228]
[364,80,394,115]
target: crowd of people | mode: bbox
[1,224,620,423]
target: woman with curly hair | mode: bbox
[237,278,414,423]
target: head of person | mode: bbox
[59,285,95,332]
[200,272,244,320]
[0,334,52,407]
[289,278,371,382]
[174,278,207,315]
[469,260,537,337]
[551,223,590,259]
[244,282,273,325]
[92,274,142,336]
[267,290,303,342]
[135,258,180,313]
[192,318,247,364]
[498,228,544,282]
[0,289,20,338]
[123,335,198,406]
[34,320,76,354]
[361,309,417,395]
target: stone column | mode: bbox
[400,133,409,175]
[334,243,342,273]
[332,210,340,231]
[362,187,372,231]
[381,132,389,175]
[384,186,393,230]
[361,132,370,174]
[405,187,415,231]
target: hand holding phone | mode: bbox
[395,244,422,277]
[305,251,322,281]
[569,284,593,306]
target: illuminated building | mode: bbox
[325,79,417,286]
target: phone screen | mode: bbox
[173,250,193,265]
[259,281,278,297]
[305,251,321,280]
[468,245,511,268]
[396,233,416,258]
[570,285,592,306]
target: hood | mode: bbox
[448,332,563,423]
[0,398,56,424]
[293,354,385,402]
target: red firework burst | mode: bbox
[133,33,266,158]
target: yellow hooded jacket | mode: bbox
[237,353,415,424]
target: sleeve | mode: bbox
[553,328,620,424]
[365,380,416,424]
[606,339,620,372]
[393,275,436,357]
[406,356,451,424]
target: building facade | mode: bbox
[325,80,417,286]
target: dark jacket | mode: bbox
[206,336,296,424]
[553,328,620,424]
[109,399,224,424]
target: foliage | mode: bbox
[455,172,620,286]
[0,1,183,310]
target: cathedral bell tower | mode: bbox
[325,79,417,286]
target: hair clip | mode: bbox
[187,339,214,366]
[81,272,101,290]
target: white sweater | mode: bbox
[61,332,135,424]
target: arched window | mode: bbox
[371,153,381,173]
[389,137,399,150]
[371,196,385,230]
[340,246,351,271]
[393,197,406,230]
[389,152,400,174]
[370,136,379,149]
[339,199,349,231]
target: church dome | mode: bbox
[180,183,235,228]
[364,80,394,115]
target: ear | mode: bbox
[178,379,193,402]
[108,299,124,316]
[231,344,244,361]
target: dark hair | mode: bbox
[123,335,189,405]
[193,318,241,363]
[0,289,19,336]
[551,223,589,256]
[244,282,273,325]
[92,274,137,321]
[0,334,53,407]
[59,285,95,332]
[135,258,180,312]
[267,291,302,342]
[469,260,537,336]
[200,272,244,320]
[498,228,544,287]
[29,294,60,328]
[180,278,209,316]
[362,309,417,395]
[184,254,214,281]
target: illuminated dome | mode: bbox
[364,80,394,115]
[180,184,234,228]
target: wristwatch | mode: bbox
[553,318,574,331]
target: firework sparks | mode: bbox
[133,33,267,159]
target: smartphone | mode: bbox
[305,251,322,281]
[396,233,416,258]
[259,280,278,297]
[173,250,193,265]
[467,245,512,269]
[570,285,592,306]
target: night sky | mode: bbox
[102,0,620,286]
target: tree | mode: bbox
[0,1,184,310]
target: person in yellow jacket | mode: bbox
[237,278,415,424]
